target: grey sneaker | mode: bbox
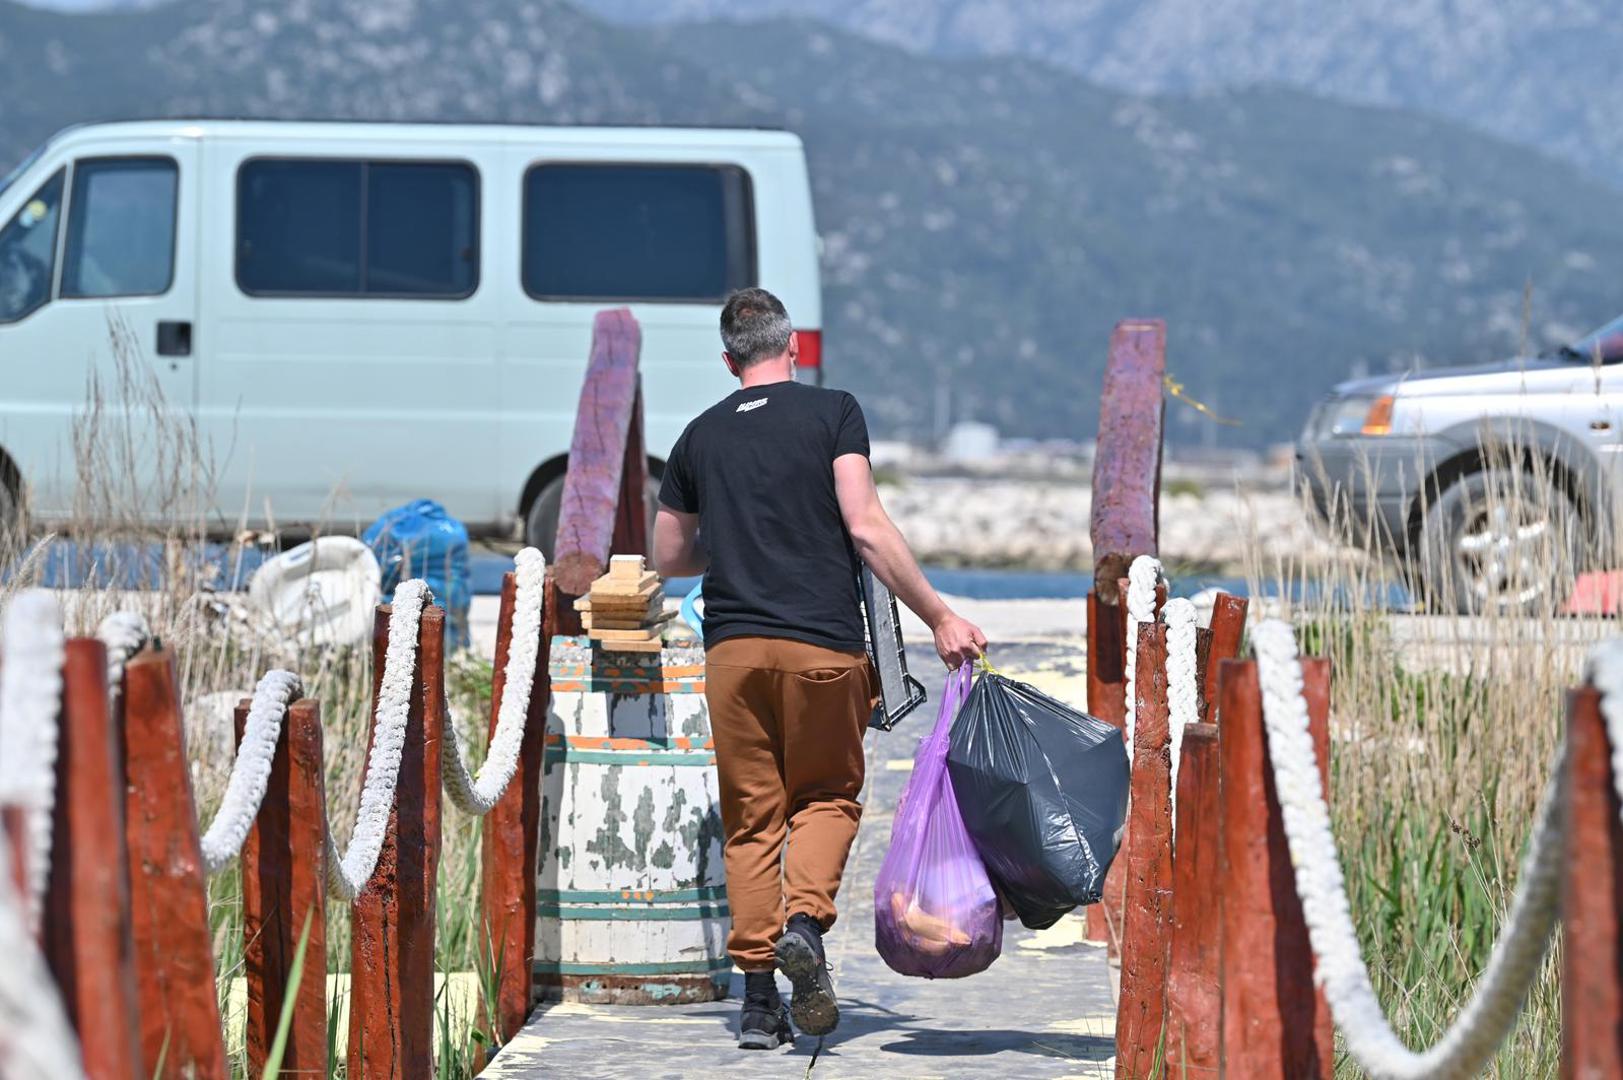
[775,913,839,1036]
[738,972,792,1050]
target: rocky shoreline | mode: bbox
[879,476,1341,576]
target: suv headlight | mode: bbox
[1324,394,1395,437]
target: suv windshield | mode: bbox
[1561,313,1623,364]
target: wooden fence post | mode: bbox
[237,697,329,1078]
[1116,622,1174,1078]
[1201,595,1248,724]
[350,603,444,1079]
[1563,684,1623,1075]
[122,647,228,1079]
[1217,657,1333,1079]
[43,638,142,1080]
[553,308,645,599]
[478,569,552,1065]
[1165,722,1221,1077]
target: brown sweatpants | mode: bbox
[705,635,877,971]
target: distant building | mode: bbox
[943,421,999,462]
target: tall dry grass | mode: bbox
[1257,431,1618,1077]
[0,315,500,1076]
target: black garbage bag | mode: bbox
[946,672,1129,930]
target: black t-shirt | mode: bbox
[659,381,870,651]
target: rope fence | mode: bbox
[0,548,553,1079]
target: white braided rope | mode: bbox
[0,816,86,1080]
[442,548,547,815]
[1162,597,1199,828]
[0,591,65,932]
[324,577,429,901]
[198,670,305,873]
[96,610,150,692]
[1252,619,1567,1080]
[1123,556,1163,762]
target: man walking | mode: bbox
[653,287,988,1049]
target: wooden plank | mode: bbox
[609,555,646,578]
[1116,622,1173,1079]
[554,309,644,595]
[587,626,663,643]
[1202,594,1248,725]
[1193,626,1214,723]
[44,638,142,1080]
[1089,317,1164,604]
[122,647,229,1079]
[1217,658,1333,1079]
[350,604,445,1079]
[1563,684,1623,1076]
[479,572,553,1065]
[590,576,660,600]
[238,697,329,1078]
[581,611,672,632]
[594,639,664,656]
[1165,722,1220,1078]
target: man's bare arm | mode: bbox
[833,453,987,668]
[653,506,709,578]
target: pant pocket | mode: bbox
[793,667,853,685]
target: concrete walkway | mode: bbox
[484,643,1117,1079]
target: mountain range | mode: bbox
[2,0,1621,446]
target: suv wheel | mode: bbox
[523,468,662,562]
[1416,470,1580,615]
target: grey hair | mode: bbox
[719,287,793,367]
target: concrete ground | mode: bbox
[482,642,1117,1080]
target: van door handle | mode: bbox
[157,320,192,358]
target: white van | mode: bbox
[0,120,823,552]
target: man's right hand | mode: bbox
[933,612,989,670]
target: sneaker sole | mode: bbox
[775,933,839,1036]
[738,1027,792,1051]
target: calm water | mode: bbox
[15,541,1411,607]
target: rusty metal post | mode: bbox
[122,648,228,1079]
[350,603,444,1079]
[43,638,142,1080]
[1165,722,1221,1078]
[478,570,552,1064]
[1563,685,1623,1076]
[1217,657,1333,1079]
[1201,595,1248,724]
[1116,622,1174,1079]
[237,697,329,1078]
[553,308,644,596]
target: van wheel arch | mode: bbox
[519,454,666,558]
[0,447,22,529]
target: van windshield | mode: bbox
[0,143,48,201]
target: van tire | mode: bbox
[0,476,17,540]
[524,469,662,563]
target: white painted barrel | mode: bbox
[534,638,729,1005]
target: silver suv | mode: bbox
[1297,314,1623,614]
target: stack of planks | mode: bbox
[572,555,671,654]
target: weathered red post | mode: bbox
[553,308,646,601]
[1562,684,1623,1075]
[237,697,329,1077]
[1084,318,1165,943]
[478,569,552,1063]
[1201,595,1248,724]
[121,647,229,1078]
[1216,657,1334,1079]
[1116,621,1174,1078]
[350,602,445,1079]
[43,638,142,1080]
[1165,723,1221,1077]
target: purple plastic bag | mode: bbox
[874,665,1003,978]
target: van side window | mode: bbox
[61,158,179,299]
[0,169,66,324]
[237,159,479,298]
[523,164,755,302]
